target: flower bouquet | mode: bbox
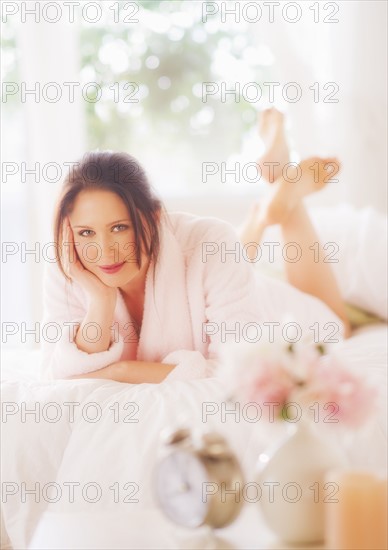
[220,337,377,427]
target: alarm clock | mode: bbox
[153,427,245,529]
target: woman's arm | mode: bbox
[74,295,117,353]
[67,360,176,384]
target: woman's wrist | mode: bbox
[74,296,117,353]
[87,290,117,311]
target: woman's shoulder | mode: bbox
[163,210,238,250]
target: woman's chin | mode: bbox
[99,277,122,287]
[94,272,124,287]
[104,281,120,288]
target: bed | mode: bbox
[1,322,386,549]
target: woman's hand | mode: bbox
[61,217,117,304]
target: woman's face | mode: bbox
[68,189,149,287]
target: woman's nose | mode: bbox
[98,235,118,262]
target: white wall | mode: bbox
[16,19,86,327]
[330,1,387,211]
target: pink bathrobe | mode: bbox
[40,211,343,381]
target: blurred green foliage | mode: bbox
[80,1,273,187]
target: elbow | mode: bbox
[343,323,352,339]
[341,316,352,339]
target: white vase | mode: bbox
[256,419,347,545]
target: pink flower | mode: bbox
[302,355,378,428]
[245,357,294,409]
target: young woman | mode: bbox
[40,109,350,383]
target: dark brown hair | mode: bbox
[53,150,166,281]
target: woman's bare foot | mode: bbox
[261,156,340,225]
[239,157,340,258]
[257,108,290,183]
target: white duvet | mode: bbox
[1,324,387,549]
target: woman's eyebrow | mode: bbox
[73,219,130,229]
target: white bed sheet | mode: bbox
[1,323,387,550]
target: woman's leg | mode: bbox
[238,108,290,245]
[239,166,351,336]
[280,200,350,337]
[238,110,350,336]
[256,107,290,183]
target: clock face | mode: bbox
[154,449,209,528]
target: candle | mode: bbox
[324,470,387,550]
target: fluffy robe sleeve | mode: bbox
[39,261,124,380]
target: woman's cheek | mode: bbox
[76,243,100,267]
[121,240,137,264]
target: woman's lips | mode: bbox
[98,262,125,274]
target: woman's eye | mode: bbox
[78,229,94,237]
[112,224,128,232]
